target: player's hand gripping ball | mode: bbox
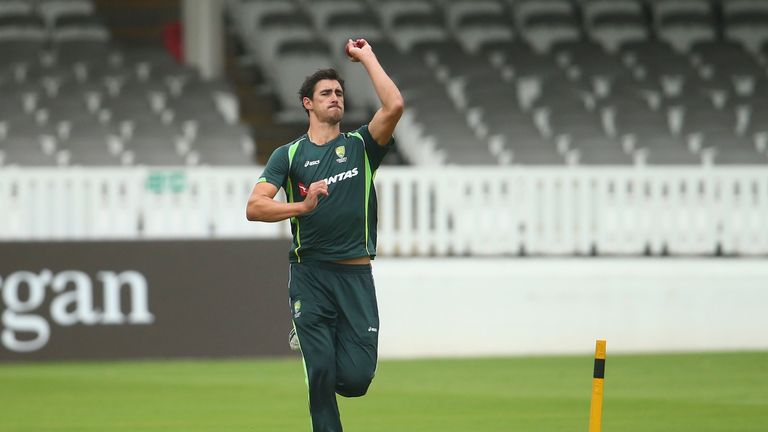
[345,39,367,62]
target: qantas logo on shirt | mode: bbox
[324,168,359,185]
[297,168,359,197]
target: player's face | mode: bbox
[308,79,345,124]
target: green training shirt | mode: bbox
[257,125,392,263]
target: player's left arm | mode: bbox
[346,39,404,146]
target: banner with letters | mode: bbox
[0,240,293,362]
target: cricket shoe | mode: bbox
[289,328,300,351]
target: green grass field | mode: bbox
[1,351,766,431]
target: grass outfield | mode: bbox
[1,351,766,431]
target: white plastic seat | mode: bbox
[454,13,515,54]
[0,0,33,16]
[229,0,299,48]
[513,0,575,29]
[581,0,643,25]
[443,0,505,30]
[37,0,95,26]
[374,0,435,29]
[302,0,367,28]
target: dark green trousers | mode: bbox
[289,261,380,432]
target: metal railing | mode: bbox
[1,166,767,255]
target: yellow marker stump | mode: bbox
[588,339,607,432]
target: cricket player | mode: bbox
[246,38,404,431]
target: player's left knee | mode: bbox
[335,372,373,398]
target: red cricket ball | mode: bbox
[345,39,366,57]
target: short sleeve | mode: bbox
[356,124,392,171]
[257,144,290,189]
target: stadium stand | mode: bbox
[0,0,255,167]
[2,0,768,168]
[224,0,768,166]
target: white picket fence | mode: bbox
[1,166,767,256]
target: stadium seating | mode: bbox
[4,0,768,167]
[223,0,768,166]
[0,0,256,167]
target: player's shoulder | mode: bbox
[282,135,308,150]
[272,135,308,156]
[343,125,369,144]
[265,136,307,167]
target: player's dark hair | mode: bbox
[298,68,345,114]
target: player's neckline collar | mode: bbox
[306,132,342,147]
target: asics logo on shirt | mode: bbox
[304,160,320,167]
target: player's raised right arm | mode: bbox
[246,180,328,222]
[346,39,404,146]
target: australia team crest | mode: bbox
[335,145,347,163]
